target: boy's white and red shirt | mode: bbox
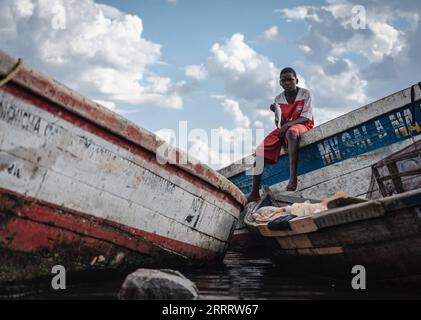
[274,87,314,129]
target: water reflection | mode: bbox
[1,249,421,299]
[183,250,421,300]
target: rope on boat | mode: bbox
[0,58,24,87]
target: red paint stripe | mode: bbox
[1,217,124,262]
[0,187,221,261]
[1,83,243,210]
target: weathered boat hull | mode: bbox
[246,189,421,283]
[0,51,246,283]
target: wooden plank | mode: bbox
[276,234,313,249]
[253,216,318,238]
[295,247,344,255]
[379,188,421,212]
[307,207,421,249]
[257,224,293,237]
[313,201,385,229]
[289,216,318,233]
[387,162,405,193]
[372,165,388,196]
[270,192,320,204]
[273,166,373,200]
[326,196,367,209]
[377,169,421,182]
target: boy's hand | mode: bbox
[278,124,290,139]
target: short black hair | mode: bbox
[280,67,297,78]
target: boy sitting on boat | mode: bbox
[247,67,314,203]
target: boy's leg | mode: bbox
[247,128,282,203]
[285,130,300,191]
[246,155,265,203]
[246,174,262,203]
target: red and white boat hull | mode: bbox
[0,51,246,283]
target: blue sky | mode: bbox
[97,0,321,133]
[1,0,420,168]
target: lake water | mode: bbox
[1,249,420,300]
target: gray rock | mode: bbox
[118,269,199,300]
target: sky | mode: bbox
[1,0,420,169]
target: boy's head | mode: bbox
[280,67,298,93]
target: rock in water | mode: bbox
[118,269,199,300]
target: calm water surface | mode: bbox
[2,249,421,300]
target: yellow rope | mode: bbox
[0,58,24,87]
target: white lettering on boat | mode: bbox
[318,107,421,165]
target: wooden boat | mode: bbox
[244,185,421,284]
[220,82,421,247]
[0,50,246,283]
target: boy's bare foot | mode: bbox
[246,192,261,204]
[285,179,297,191]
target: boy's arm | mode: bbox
[278,89,313,135]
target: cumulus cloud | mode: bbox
[263,26,279,40]
[0,0,186,109]
[208,33,279,103]
[254,109,274,127]
[207,33,307,131]
[299,45,312,54]
[185,64,208,80]
[280,0,419,67]
[221,99,250,129]
[207,33,309,131]
[276,6,322,22]
[314,59,369,111]
[207,34,275,132]
[253,120,264,128]
[308,58,369,122]
[274,0,421,123]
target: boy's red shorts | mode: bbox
[255,124,309,164]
